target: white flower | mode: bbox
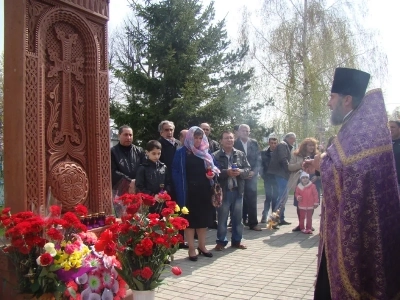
[44,242,57,257]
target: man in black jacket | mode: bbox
[267,132,296,225]
[260,135,278,223]
[234,124,261,231]
[111,125,145,194]
[157,120,181,182]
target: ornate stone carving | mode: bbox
[49,161,89,210]
[27,0,50,53]
[4,0,111,216]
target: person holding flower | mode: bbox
[172,126,220,261]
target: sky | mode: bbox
[1,0,400,112]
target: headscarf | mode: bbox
[184,126,220,174]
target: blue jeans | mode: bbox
[216,189,244,246]
[262,175,278,220]
[275,176,288,221]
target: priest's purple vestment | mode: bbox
[318,89,400,299]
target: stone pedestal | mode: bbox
[3,0,112,214]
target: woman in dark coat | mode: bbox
[172,127,220,261]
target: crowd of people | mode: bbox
[110,67,400,299]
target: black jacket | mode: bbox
[213,148,250,195]
[111,143,145,188]
[158,138,181,171]
[135,159,171,195]
[267,139,293,180]
[260,147,273,179]
[234,138,261,173]
[208,137,220,153]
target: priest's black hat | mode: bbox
[331,68,370,99]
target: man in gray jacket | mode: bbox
[267,132,296,225]
[214,131,251,250]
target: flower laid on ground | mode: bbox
[96,193,188,291]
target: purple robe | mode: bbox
[318,89,400,299]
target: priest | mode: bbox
[304,68,400,299]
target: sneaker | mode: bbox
[292,225,301,232]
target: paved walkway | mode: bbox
[155,196,321,300]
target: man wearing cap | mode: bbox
[304,68,400,299]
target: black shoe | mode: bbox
[243,220,249,226]
[164,259,171,264]
[188,251,198,261]
[292,225,301,232]
[179,243,189,249]
[279,220,291,225]
[197,248,213,257]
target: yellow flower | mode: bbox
[181,207,189,214]
[174,204,180,212]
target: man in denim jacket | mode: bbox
[213,131,251,250]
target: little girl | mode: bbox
[295,172,319,234]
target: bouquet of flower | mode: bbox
[95,193,188,291]
[65,246,127,300]
[0,204,91,299]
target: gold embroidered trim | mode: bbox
[334,139,392,167]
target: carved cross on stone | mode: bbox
[48,26,84,143]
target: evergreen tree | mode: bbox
[110,0,255,145]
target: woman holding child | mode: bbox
[172,126,220,261]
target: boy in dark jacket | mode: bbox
[136,140,171,197]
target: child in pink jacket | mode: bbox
[294,172,319,234]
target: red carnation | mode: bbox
[49,205,61,217]
[1,207,11,215]
[39,253,53,266]
[140,193,156,206]
[161,208,174,217]
[105,216,116,225]
[147,213,159,220]
[126,203,141,215]
[165,201,176,210]
[46,227,64,241]
[95,229,117,256]
[74,204,88,216]
[141,267,153,280]
[171,266,182,276]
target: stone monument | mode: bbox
[3,0,112,214]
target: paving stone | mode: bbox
[154,195,320,299]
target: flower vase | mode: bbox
[129,290,155,300]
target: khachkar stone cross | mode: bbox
[47,26,86,170]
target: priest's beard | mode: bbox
[330,100,345,125]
